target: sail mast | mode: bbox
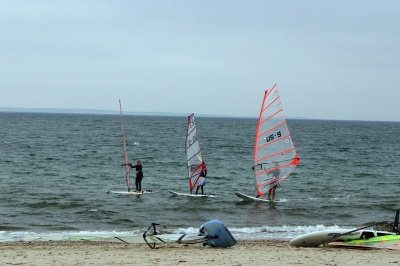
[119,99,131,191]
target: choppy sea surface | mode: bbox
[0,112,399,241]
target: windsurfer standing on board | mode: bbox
[267,161,280,201]
[129,160,143,192]
[195,162,207,195]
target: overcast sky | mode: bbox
[1,0,399,121]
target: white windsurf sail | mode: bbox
[185,113,206,193]
[253,84,300,197]
[119,99,131,192]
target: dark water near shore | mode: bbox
[0,112,399,240]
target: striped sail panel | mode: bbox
[185,114,204,192]
[119,99,131,190]
[253,84,299,197]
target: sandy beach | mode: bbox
[1,240,399,266]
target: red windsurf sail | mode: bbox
[253,84,300,197]
[185,114,206,192]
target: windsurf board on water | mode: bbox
[234,191,279,203]
[107,189,153,196]
[108,99,146,195]
[169,190,215,198]
[238,85,300,203]
[178,113,213,197]
[289,228,396,247]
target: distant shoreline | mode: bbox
[1,107,398,122]
[0,107,257,119]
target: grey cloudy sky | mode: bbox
[1,0,399,121]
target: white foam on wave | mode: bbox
[171,224,354,240]
[0,224,355,242]
[173,227,199,235]
[0,230,142,242]
[232,224,356,240]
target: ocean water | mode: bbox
[0,112,399,241]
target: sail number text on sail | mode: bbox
[265,131,282,142]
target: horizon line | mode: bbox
[0,107,399,123]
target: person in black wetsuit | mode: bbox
[129,160,143,192]
[196,163,207,195]
[267,162,280,201]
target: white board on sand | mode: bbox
[169,190,215,198]
[234,191,279,203]
[107,189,153,196]
[289,229,395,247]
